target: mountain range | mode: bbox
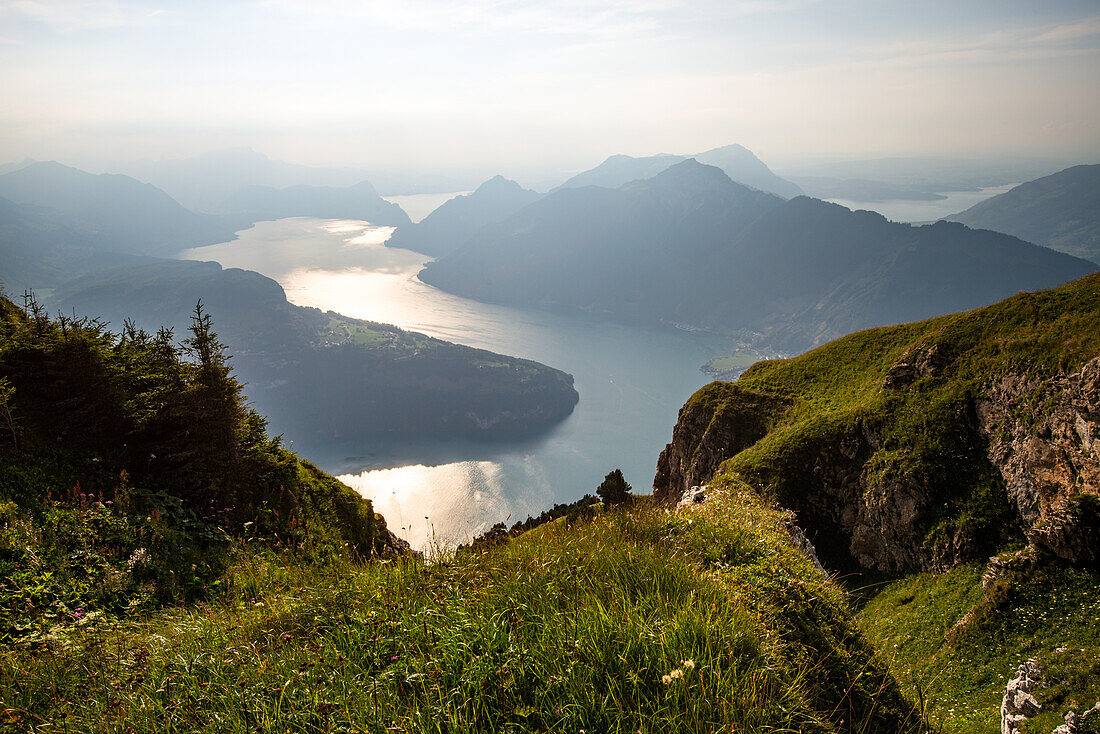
[557,143,803,199]
[421,160,1097,353]
[385,175,543,257]
[217,180,410,226]
[0,161,246,258]
[948,163,1100,264]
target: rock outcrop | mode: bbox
[653,383,784,504]
[1001,658,1043,734]
[976,356,1100,565]
[654,353,1100,573]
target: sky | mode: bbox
[1,0,1098,174]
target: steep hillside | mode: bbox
[654,274,1100,731]
[49,259,579,451]
[386,175,543,257]
[422,160,1096,353]
[0,470,924,732]
[0,162,244,256]
[949,164,1100,264]
[557,143,803,199]
[217,180,411,226]
[0,295,404,640]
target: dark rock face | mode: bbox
[976,356,1100,566]
[653,383,783,504]
[654,356,1100,573]
[883,342,951,390]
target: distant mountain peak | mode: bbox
[475,175,526,195]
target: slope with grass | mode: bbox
[654,273,1100,731]
[0,479,925,732]
[0,295,404,647]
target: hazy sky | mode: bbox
[1,0,1098,173]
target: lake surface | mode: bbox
[826,184,1017,224]
[381,191,471,222]
[181,219,726,551]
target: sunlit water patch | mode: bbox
[381,191,471,223]
[181,218,726,550]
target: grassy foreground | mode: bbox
[1,488,923,733]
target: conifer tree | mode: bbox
[596,468,632,506]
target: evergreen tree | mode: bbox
[596,469,632,506]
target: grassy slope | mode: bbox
[684,273,1100,731]
[859,560,1100,733]
[1,488,924,733]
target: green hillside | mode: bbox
[655,273,1100,731]
[1,478,924,732]
[0,295,404,644]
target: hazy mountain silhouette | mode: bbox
[117,148,468,210]
[421,160,1096,352]
[386,175,543,257]
[948,164,1100,264]
[218,180,411,226]
[0,162,244,256]
[557,144,802,199]
[0,197,157,292]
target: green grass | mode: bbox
[665,273,1100,730]
[321,317,392,347]
[701,352,762,377]
[857,560,1100,733]
[0,490,924,733]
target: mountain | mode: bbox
[655,273,1100,730]
[422,159,785,323]
[49,259,578,452]
[421,160,1096,353]
[691,144,805,199]
[948,164,1100,264]
[385,175,543,257]
[217,180,411,226]
[556,143,803,199]
[0,196,158,291]
[116,147,469,210]
[0,161,244,256]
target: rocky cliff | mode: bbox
[654,275,1100,574]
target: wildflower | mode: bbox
[661,675,672,685]
[127,548,150,572]
[670,669,684,680]
[282,633,292,642]
[682,659,695,670]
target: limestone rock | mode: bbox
[1001,658,1043,734]
[977,356,1100,565]
[884,342,951,390]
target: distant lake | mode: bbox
[181,219,726,551]
[381,191,471,222]
[826,184,1017,224]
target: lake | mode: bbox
[826,184,1017,224]
[180,219,727,551]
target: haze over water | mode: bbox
[181,218,725,550]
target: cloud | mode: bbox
[257,0,818,38]
[1032,16,1100,44]
[843,15,1100,70]
[0,0,172,32]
